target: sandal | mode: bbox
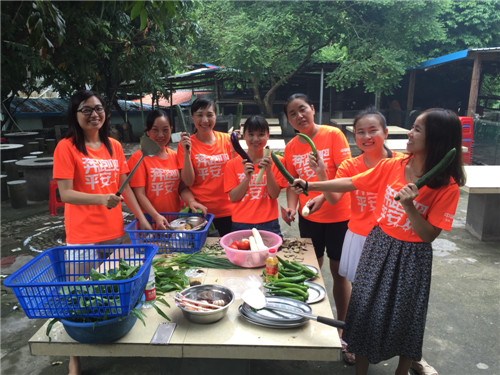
[340,338,356,366]
[410,358,438,375]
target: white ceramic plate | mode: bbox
[305,281,326,304]
[304,264,319,279]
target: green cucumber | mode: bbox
[271,151,308,196]
[297,133,317,157]
[395,147,456,201]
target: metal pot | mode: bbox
[175,284,234,324]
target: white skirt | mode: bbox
[339,229,367,282]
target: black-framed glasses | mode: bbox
[77,105,105,116]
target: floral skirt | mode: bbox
[343,226,432,363]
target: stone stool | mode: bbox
[30,151,44,158]
[46,139,57,155]
[7,180,27,208]
[36,137,46,152]
[2,159,20,180]
[0,143,24,160]
[23,155,37,160]
[3,132,39,156]
[1,174,8,201]
[15,158,53,201]
[27,141,40,153]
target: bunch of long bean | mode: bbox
[155,253,244,269]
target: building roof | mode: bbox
[410,47,500,70]
[132,90,212,108]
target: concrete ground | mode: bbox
[1,188,499,374]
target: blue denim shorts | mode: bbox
[231,218,283,238]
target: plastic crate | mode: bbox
[3,244,158,319]
[125,213,214,254]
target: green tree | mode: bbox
[1,2,61,111]
[190,0,351,116]
[323,1,446,107]
[420,1,500,56]
[1,1,198,126]
[191,1,451,114]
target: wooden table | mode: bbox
[329,118,355,126]
[385,139,409,153]
[461,165,500,241]
[29,238,342,361]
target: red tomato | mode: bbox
[239,239,251,250]
[229,243,239,249]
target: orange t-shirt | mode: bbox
[224,155,288,223]
[53,138,129,244]
[352,157,459,242]
[284,125,352,223]
[336,151,404,236]
[128,147,181,214]
[176,131,233,217]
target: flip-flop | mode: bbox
[410,358,438,375]
[340,338,356,366]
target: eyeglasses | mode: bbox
[77,105,105,116]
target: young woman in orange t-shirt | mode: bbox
[291,108,465,375]
[312,108,401,365]
[224,115,287,236]
[53,90,151,375]
[282,93,352,337]
[128,109,206,230]
[177,98,233,236]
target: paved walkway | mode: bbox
[1,190,499,374]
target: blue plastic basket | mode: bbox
[124,213,214,254]
[3,244,158,319]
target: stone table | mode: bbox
[15,157,53,201]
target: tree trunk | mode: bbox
[251,77,268,116]
[112,96,127,123]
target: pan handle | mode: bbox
[316,316,346,329]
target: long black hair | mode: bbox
[66,90,112,156]
[416,108,465,188]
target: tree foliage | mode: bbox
[324,1,446,97]
[1,1,198,119]
[190,0,351,116]
[191,0,498,113]
[420,1,500,56]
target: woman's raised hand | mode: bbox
[180,132,191,152]
[242,160,254,178]
[397,183,419,206]
[291,178,307,194]
[104,194,122,209]
[308,151,325,174]
[258,154,272,172]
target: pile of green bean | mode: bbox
[264,256,319,302]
